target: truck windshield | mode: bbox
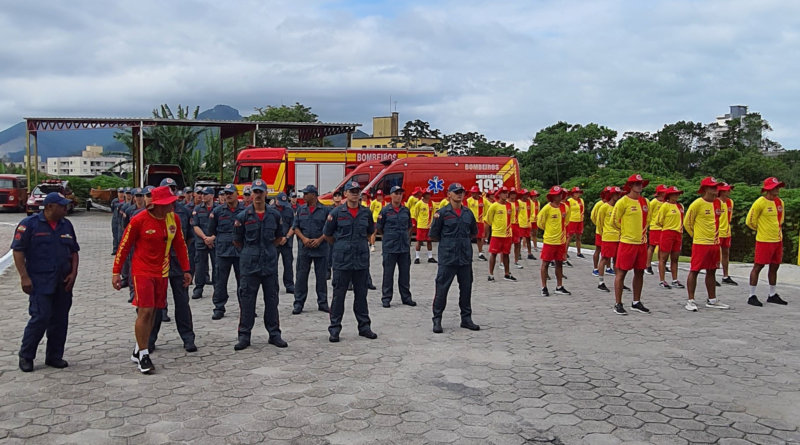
[367,173,404,196]
[236,165,262,183]
[0,179,14,188]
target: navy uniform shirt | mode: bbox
[275,203,295,245]
[234,205,284,276]
[111,198,121,225]
[170,203,194,277]
[376,203,412,254]
[429,204,478,267]
[191,203,216,250]
[323,204,374,271]
[293,203,330,257]
[11,213,80,295]
[208,202,244,257]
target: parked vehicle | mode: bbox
[0,174,28,212]
[144,164,185,189]
[26,179,78,215]
[317,160,392,204]
[86,188,115,212]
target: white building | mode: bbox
[47,145,130,177]
[707,105,783,154]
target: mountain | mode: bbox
[197,105,243,121]
[328,130,370,147]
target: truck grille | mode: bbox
[0,193,8,204]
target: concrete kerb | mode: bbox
[0,249,12,275]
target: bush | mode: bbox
[59,177,91,203]
[90,176,126,190]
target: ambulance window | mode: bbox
[352,174,369,188]
[374,173,403,195]
[237,165,261,183]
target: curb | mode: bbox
[0,249,13,276]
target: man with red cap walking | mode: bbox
[655,186,685,290]
[646,185,668,275]
[611,174,651,315]
[537,186,570,296]
[718,183,738,286]
[113,186,192,373]
[485,187,516,282]
[566,187,585,262]
[467,186,488,261]
[746,177,788,306]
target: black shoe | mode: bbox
[527,254,537,260]
[665,266,671,273]
[292,307,302,315]
[347,284,354,291]
[488,276,496,282]
[460,321,480,331]
[414,258,420,264]
[748,295,763,307]
[368,284,377,290]
[162,311,171,322]
[212,312,223,320]
[577,253,586,259]
[715,281,721,287]
[564,260,573,268]
[318,305,330,313]
[645,267,654,275]
[286,288,295,294]
[45,359,69,369]
[478,253,487,261]
[184,343,197,353]
[504,274,517,282]
[721,277,739,286]
[541,287,550,297]
[191,293,202,300]
[359,330,378,340]
[428,258,438,264]
[403,300,417,307]
[598,283,610,292]
[329,334,340,343]
[269,337,288,348]
[614,303,627,315]
[555,286,571,295]
[623,285,631,292]
[432,319,443,334]
[631,301,651,314]
[131,348,140,364]
[234,340,250,351]
[767,294,788,305]
[19,358,33,373]
[127,295,134,303]
[138,354,154,373]
[382,302,391,308]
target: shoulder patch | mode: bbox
[234,220,241,227]
[192,211,197,215]
[327,214,333,221]
[16,225,26,232]
[209,212,215,218]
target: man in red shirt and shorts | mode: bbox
[113,186,192,374]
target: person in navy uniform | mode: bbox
[111,187,124,255]
[117,187,133,288]
[273,192,296,294]
[323,181,378,343]
[292,185,330,314]
[326,191,343,280]
[191,187,217,300]
[208,184,245,320]
[376,185,416,308]
[429,183,480,334]
[13,193,80,372]
[232,179,287,351]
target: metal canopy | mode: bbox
[22,117,361,189]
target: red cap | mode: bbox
[718,182,734,192]
[697,176,721,194]
[600,186,613,200]
[546,185,567,202]
[571,186,584,194]
[509,187,518,194]
[151,186,179,206]
[664,186,684,196]
[624,174,650,190]
[469,186,481,193]
[761,177,785,192]
[494,187,509,196]
[607,186,624,197]
[376,190,383,195]
[520,189,528,195]
[413,187,423,195]
[654,184,668,195]
[530,189,540,197]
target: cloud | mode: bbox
[1,0,798,148]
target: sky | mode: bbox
[1,0,798,149]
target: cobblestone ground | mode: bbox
[0,211,799,445]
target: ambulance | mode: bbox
[362,156,520,206]
[233,146,436,199]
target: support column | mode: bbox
[346,130,353,148]
[33,132,39,184]
[138,122,145,187]
[25,130,31,193]
[233,134,238,179]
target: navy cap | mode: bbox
[160,178,177,187]
[243,185,252,195]
[177,190,184,197]
[275,192,289,207]
[133,188,144,196]
[144,186,155,194]
[203,187,215,195]
[250,179,267,193]
[124,187,132,194]
[448,183,465,193]
[43,192,71,206]
[194,186,203,193]
[390,186,405,194]
[183,187,192,193]
[300,185,319,195]
[223,183,237,194]
[117,187,124,192]
[343,181,361,192]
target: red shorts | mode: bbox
[489,236,512,255]
[720,237,731,249]
[691,244,721,271]
[567,222,584,235]
[132,276,168,309]
[511,224,521,244]
[595,234,602,247]
[649,230,661,246]
[601,241,618,259]
[616,243,648,271]
[475,225,484,239]
[755,241,783,265]
[531,223,537,233]
[541,243,568,262]
[519,227,531,238]
[659,230,682,253]
[416,228,430,241]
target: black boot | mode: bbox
[432,319,443,334]
[460,320,480,331]
[19,358,33,372]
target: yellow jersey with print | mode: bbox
[718,198,733,238]
[746,197,784,242]
[656,202,684,233]
[486,202,513,238]
[590,201,605,235]
[537,202,568,245]
[649,198,664,230]
[530,200,540,225]
[436,198,449,211]
[466,197,486,223]
[406,196,419,217]
[611,195,651,245]
[509,201,518,225]
[518,200,531,228]
[567,197,584,223]
[412,200,435,229]
[599,202,620,242]
[370,200,384,222]
[684,198,720,245]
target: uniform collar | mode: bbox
[37,212,61,227]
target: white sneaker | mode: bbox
[514,263,524,269]
[370,245,375,252]
[706,299,730,309]
[685,300,698,312]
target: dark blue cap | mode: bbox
[390,186,405,194]
[117,187,124,192]
[203,187,215,195]
[133,188,144,195]
[183,186,193,193]
[124,187,132,193]
[275,192,289,206]
[217,190,224,196]
[250,179,267,193]
[144,186,155,194]
[160,178,177,187]
[448,183,465,193]
[300,185,318,195]
[343,181,361,192]
[43,192,71,206]
[223,183,237,194]
[243,185,252,195]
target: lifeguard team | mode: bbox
[10,171,792,374]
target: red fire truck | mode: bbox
[233,146,436,198]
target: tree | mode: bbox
[390,120,442,148]
[440,132,519,157]
[607,132,677,176]
[247,103,329,147]
[656,121,712,178]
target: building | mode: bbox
[353,113,441,150]
[47,145,130,177]
[21,155,46,173]
[707,105,783,154]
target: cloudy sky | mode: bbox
[1,0,798,149]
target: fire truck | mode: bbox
[233,146,436,198]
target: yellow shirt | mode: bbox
[599,202,620,242]
[486,201,513,238]
[412,200,435,229]
[518,200,531,228]
[746,197,785,242]
[437,198,449,210]
[612,195,651,245]
[649,198,664,230]
[590,201,606,235]
[537,202,568,245]
[509,201,519,225]
[530,200,540,225]
[370,199,384,222]
[567,197,584,223]
[406,196,420,218]
[466,197,486,223]
[685,198,720,245]
[719,199,732,238]
[656,202,684,233]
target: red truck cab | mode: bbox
[0,174,28,212]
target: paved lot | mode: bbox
[0,210,799,445]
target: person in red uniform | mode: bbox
[113,186,191,374]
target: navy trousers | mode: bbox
[193,248,216,298]
[19,281,72,361]
[237,274,281,342]
[329,269,371,336]
[432,265,473,322]
[213,256,241,315]
[382,253,412,305]
[277,243,295,292]
[294,254,328,310]
[150,275,195,348]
